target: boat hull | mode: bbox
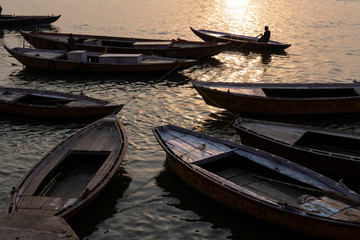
[0,15,60,27]
[233,118,360,177]
[5,46,197,73]
[192,81,360,115]
[153,125,360,240]
[21,31,230,59]
[165,153,360,240]
[190,27,291,51]
[0,87,122,120]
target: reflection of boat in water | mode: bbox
[68,169,131,237]
[153,124,360,240]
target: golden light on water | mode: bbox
[224,0,250,9]
[219,0,252,31]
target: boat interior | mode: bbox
[158,125,360,221]
[44,35,193,49]
[19,47,181,65]
[0,90,72,105]
[34,150,110,198]
[0,90,97,107]
[191,150,360,221]
[16,94,73,106]
[193,151,315,207]
[294,131,360,157]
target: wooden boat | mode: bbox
[192,80,360,115]
[0,87,123,120]
[4,45,198,73]
[153,124,360,240]
[0,15,60,27]
[190,27,291,51]
[6,114,128,220]
[20,31,230,59]
[233,117,360,178]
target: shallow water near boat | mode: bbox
[0,0,360,239]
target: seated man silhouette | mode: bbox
[258,26,271,42]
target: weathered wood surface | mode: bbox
[239,121,305,144]
[0,214,79,240]
[160,128,232,163]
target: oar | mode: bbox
[251,34,262,42]
[234,34,261,50]
[252,175,360,206]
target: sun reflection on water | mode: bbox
[214,0,255,33]
[224,0,250,10]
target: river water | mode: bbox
[0,0,359,239]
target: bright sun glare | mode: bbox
[225,0,250,9]
[220,0,252,31]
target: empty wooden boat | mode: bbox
[0,87,123,120]
[153,124,360,239]
[192,80,360,115]
[4,45,198,73]
[0,15,60,27]
[233,117,360,177]
[190,27,291,51]
[6,114,128,220]
[20,31,230,59]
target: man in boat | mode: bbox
[67,33,77,50]
[258,26,271,42]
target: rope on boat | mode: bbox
[117,161,170,203]
[117,142,206,202]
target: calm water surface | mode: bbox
[0,0,359,239]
